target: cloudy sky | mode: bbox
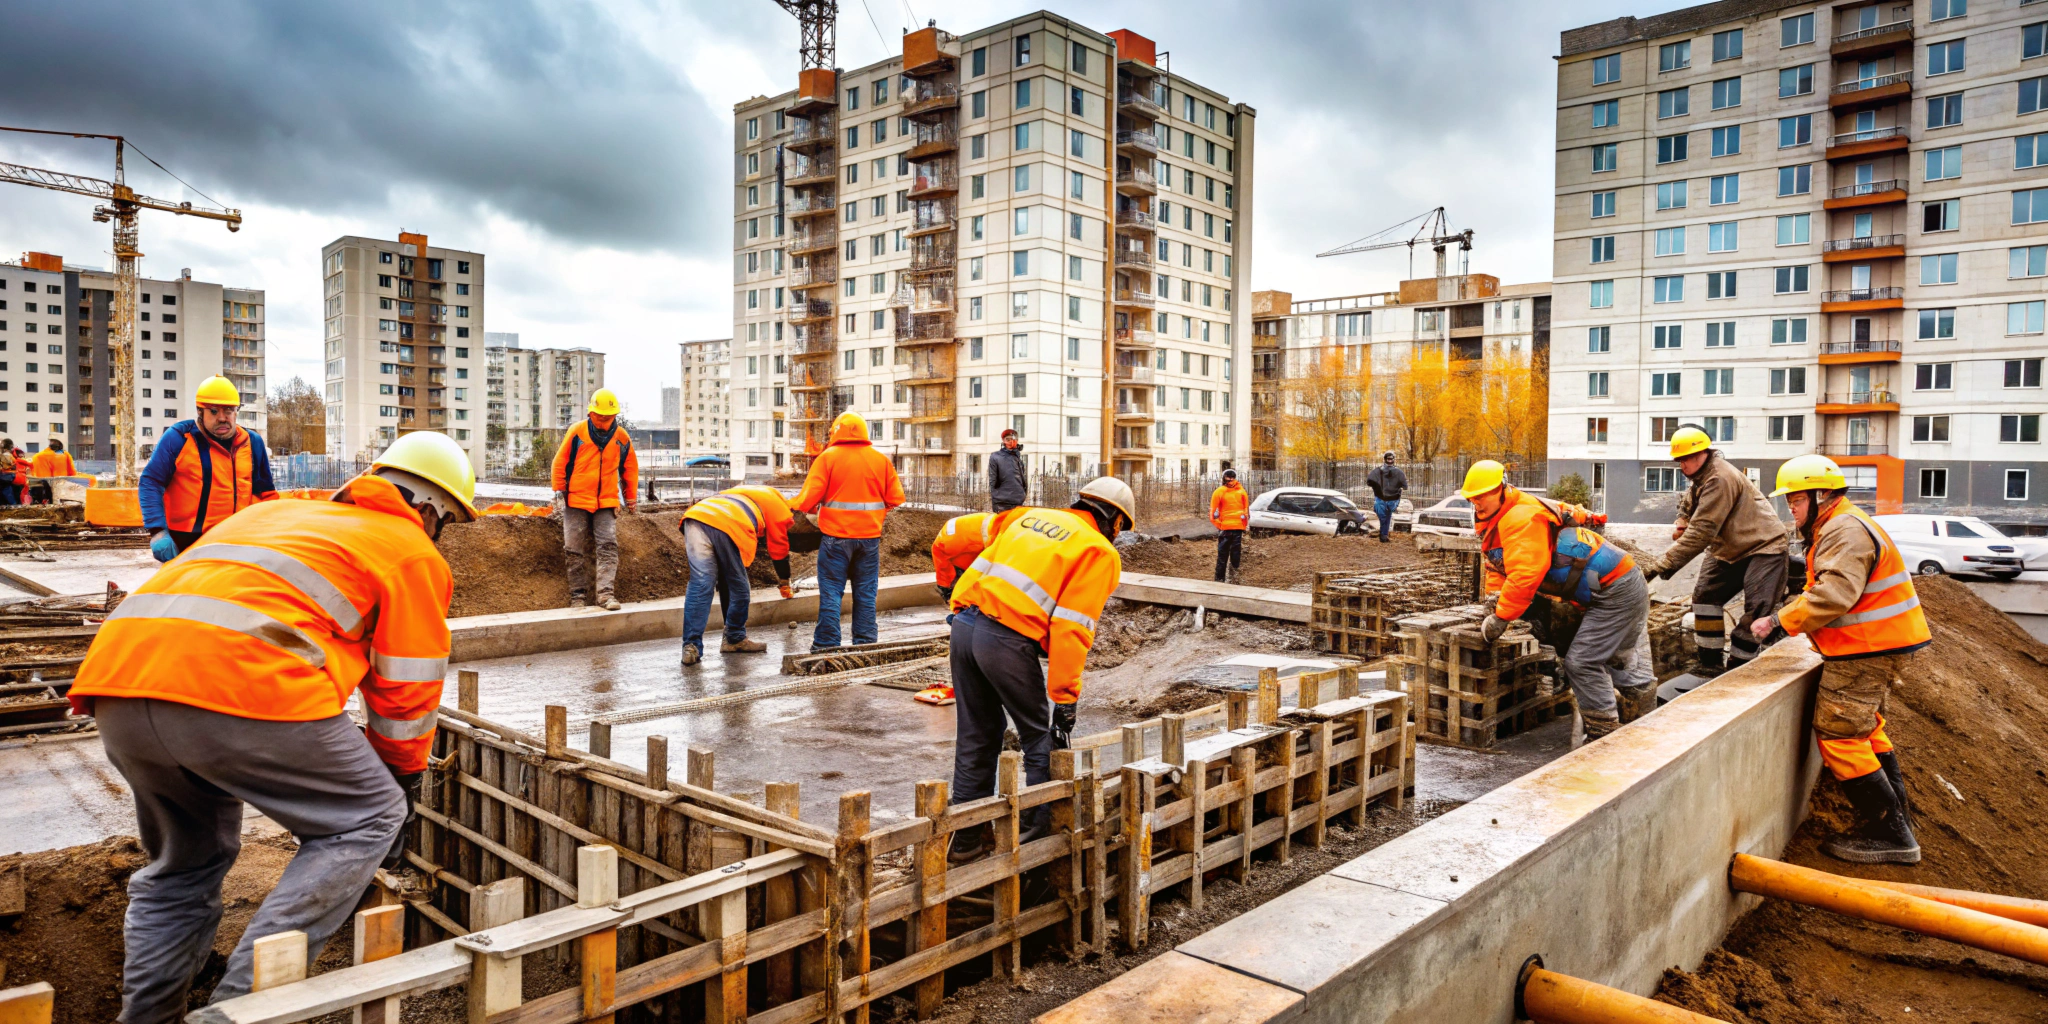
[0,0,1654,423]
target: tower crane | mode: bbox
[0,127,242,485]
[771,0,838,70]
[1318,206,1473,281]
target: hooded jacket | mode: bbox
[793,413,906,538]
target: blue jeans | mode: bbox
[682,520,751,653]
[1374,498,1398,541]
[813,534,880,649]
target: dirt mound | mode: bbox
[1655,575,2048,1021]
[1118,531,1426,591]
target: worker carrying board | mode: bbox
[944,477,1130,863]
[678,484,797,665]
[140,375,279,562]
[1464,459,1656,742]
[1210,468,1249,583]
[551,388,639,611]
[919,505,1030,706]
[1636,427,1791,674]
[1748,454,1929,865]
[69,430,476,1023]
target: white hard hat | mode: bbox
[1076,476,1136,530]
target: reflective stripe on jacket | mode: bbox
[551,418,639,511]
[932,507,1029,588]
[683,485,794,564]
[1479,486,1633,618]
[948,508,1121,704]
[28,450,73,478]
[139,420,278,535]
[1210,483,1250,531]
[71,474,453,772]
[793,439,905,539]
[1779,501,1932,660]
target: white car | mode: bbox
[1246,487,1370,536]
[1411,494,1477,537]
[1874,513,2025,581]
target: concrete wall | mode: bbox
[1042,637,1826,1024]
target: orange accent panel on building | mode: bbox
[1108,30,1156,67]
[799,68,838,103]
[1821,245,1904,263]
[399,231,428,254]
[21,252,62,273]
[1834,455,1904,515]
[903,26,942,70]
[1822,189,1907,211]
[1820,297,1906,314]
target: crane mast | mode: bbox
[1318,206,1474,280]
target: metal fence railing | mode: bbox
[272,454,375,490]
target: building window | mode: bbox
[2019,133,2048,169]
[1711,126,1740,157]
[1774,213,1811,246]
[1650,371,1681,397]
[2008,358,2044,388]
[1590,235,1615,263]
[1592,191,1617,218]
[1644,466,1681,492]
[1924,198,1962,232]
[1921,252,1960,285]
[1592,99,1619,127]
[1710,173,1739,204]
[1707,270,1737,298]
[1919,307,1956,338]
[1778,115,1811,147]
[1713,28,1743,61]
[1711,77,1742,111]
[1649,417,1680,443]
[1782,13,1813,46]
[1778,64,1814,97]
[1932,0,1965,21]
[1590,279,1615,308]
[1920,467,1948,499]
[2012,245,2048,278]
[1587,417,1609,442]
[1655,226,1686,256]
[1588,325,1611,352]
[2009,469,2032,501]
[2001,414,2041,443]
[1702,367,1733,395]
[1773,266,1810,293]
[1658,87,1690,119]
[1770,415,1806,442]
[1928,93,1963,128]
[2011,300,2047,334]
[1769,366,1807,395]
[1654,324,1683,350]
[1916,363,1955,391]
[1656,134,1688,163]
[2015,187,2048,224]
[1705,320,1734,347]
[1778,164,1811,196]
[1592,53,1621,85]
[1928,39,1965,76]
[1702,416,1736,442]
[1708,221,1737,252]
[1587,371,1609,397]
[1656,180,1687,209]
[1926,145,1962,181]
[1914,416,1952,443]
[1653,275,1684,303]
[1592,144,1618,172]
[1659,40,1690,72]
[1014,33,1031,66]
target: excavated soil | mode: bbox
[1116,530,1427,590]
[1654,575,2048,1022]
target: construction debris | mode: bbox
[1387,604,1569,748]
[780,631,948,675]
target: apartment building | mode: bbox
[319,232,484,466]
[483,332,517,475]
[680,338,732,457]
[0,254,81,453]
[75,265,229,459]
[731,16,1254,480]
[662,385,682,427]
[1249,276,1552,469]
[498,345,606,469]
[1554,0,2048,524]
[222,287,265,430]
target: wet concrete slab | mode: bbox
[0,549,159,597]
[0,735,137,855]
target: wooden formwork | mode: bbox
[1310,564,1474,659]
[198,669,1410,1024]
[1387,605,1572,748]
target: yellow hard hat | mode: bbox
[588,389,621,416]
[195,375,242,408]
[1458,460,1507,499]
[370,431,479,522]
[1669,426,1712,460]
[1770,454,1847,497]
[1077,475,1137,530]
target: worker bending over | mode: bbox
[70,431,475,1024]
[1211,469,1248,583]
[140,376,278,563]
[1749,455,1928,864]
[946,477,1131,862]
[919,505,1029,706]
[794,412,904,651]
[551,388,639,610]
[1465,460,1655,741]
[679,485,795,665]
[1638,428,1790,674]
[27,438,74,504]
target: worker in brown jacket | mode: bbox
[1639,428,1791,676]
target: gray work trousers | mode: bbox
[1561,568,1656,718]
[95,697,407,1024]
[563,506,619,601]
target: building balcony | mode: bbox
[901,81,959,118]
[787,298,834,323]
[1115,130,1158,156]
[908,197,957,238]
[791,328,837,356]
[1114,166,1158,196]
[788,363,833,390]
[1117,89,1164,120]
[1111,445,1153,461]
[1817,390,1900,414]
[786,158,836,187]
[790,227,838,255]
[1114,360,1154,384]
[1116,207,1157,233]
[1820,339,1903,363]
[909,237,956,272]
[1823,180,1907,210]
[788,90,835,118]
[1830,71,1913,110]
[908,389,954,423]
[908,123,958,161]
[786,194,836,219]
[788,261,835,288]
[1832,17,1914,60]
[909,435,952,455]
[1817,443,1892,458]
[896,315,955,347]
[1822,234,1906,260]
[1826,126,1909,161]
[904,358,953,382]
[1114,402,1154,423]
[1252,332,1283,350]
[1113,247,1154,268]
[788,117,836,152]
[1821,287,1905,312]
[908,168,958,199]
[1115,326,1157,350]
[1114,288,1157,310]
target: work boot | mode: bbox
[721,638,768,654]
[1694,646,1725,675]
[1876,750,1914,832]
[680,644,702,666]
[601,595,621,611]
[1580,711,1622,743]
[570,595,587,610]
[1823,770,1921,865]
[948,823,993,865]
[1616,684,1657,724]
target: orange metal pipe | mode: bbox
[1730,854,2048,966]
[1519,964,1731,1024]
[1856,878,2048,929]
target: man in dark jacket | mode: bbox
[1365,452,1407,543]
[989,429,1027,512]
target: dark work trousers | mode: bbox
[1215,529,1244,582]
[1692,551,1791,669]
[950,606,1053,828]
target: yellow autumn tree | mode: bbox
[1385,346,1460,461]
[1281,345,1370,485]
[1476,349,1548,463]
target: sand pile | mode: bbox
[1117,531,1425,591]
[1654,575,2048,1022]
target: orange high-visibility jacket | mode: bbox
[683,485,795,564]
[551,418,639,512]
[932,507,1030,589]
[140,420,279,537]
[793,414,905,539]
[1777,500,1932,660]
[1210,482,1250,530]
[70,474,453,772]
[1477,486,1633,621]
[28,449,73,478]
[949,507,1121,704]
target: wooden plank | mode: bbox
[544,705,568,760]
[1159,713,1185,769]
[1081,769,1108,952]
[252,931,307,992]
[183,946,473,1024]
[458,670,479,713]
[416,805,577,901]
[1120,723,1144,768]
[833,901,1069,1011]
[1269,730,1296,866]
[1307,722,1331,849]
[0,983,52,1024]
[701,889,747,1024]
[1229,747,1255,884]
[993,751,1023,979]
[1183,756,1206,912]
[352,905,406,1024]
[1255,668,1280,725]
[832,792,872,1024]
[1118,766,1155,951]
[468,878,526,1024]
[490,910,827,1024]
[1049,751,1083,956]
[911,780,949,1019]
[452,771,681,881]
[763,781,802,1008]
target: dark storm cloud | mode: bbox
[0,0,728,253]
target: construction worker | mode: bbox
[551,388,639,611]
[0,439,16,506]
[140,375,278,563]
[1748,454,1929,864]
[27,438,73,503]
[9,442,26,506]
[1638,428,1791,675]
[1366,451,1407,543]
[1465,459,1655,741]
[679,484,796,666]
[1211,469,1249,583]
[793,412,905,651]
[945,477,1131,862]
[988,427,1027,512]
[68,431,475,1024]
[919,505,1030,706]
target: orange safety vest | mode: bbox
[932,507,1029,589]
[28,450,73,478]
[70,474,453,772]
[793,414,905,538]
[949,507,1121,704]
[1478,486,1632,620]
[1780,501,1932,661]
[1210,483,1250,531]
[683,485,795,564]
[148,422,278,537]
[551,418,639,512]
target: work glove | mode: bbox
[552,491,567,514]
[1482,594,1499,616]
[1050,701,1077,750]
[779,583,795,600]
[624,499,638,514]
[1639,559,1661,581]
[148,530,179,563]
[1480,614,1509,644]
[383,770,424,870]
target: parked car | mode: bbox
[1246,487,1370,536]
[1410,494,1477,537]
[1873,513,2025,581]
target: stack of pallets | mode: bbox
[1387,603,1572,748]
[1311,564,1475,658]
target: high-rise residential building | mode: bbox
[222,286,266,430]
[1554,1,2048,524]
[319,232,485,465]
[498,345,606,470]
[731,17,1253,480]
[76,265,229,460]
[1,253,81,454]
[661,385,682,427]
[680,339,731,457]
[483,332,518,475]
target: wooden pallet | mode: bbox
[1387,605,1570,748]
[1311,565,1474,658]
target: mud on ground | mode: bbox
[1117,530,1427,591]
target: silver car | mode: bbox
[1246,487,1370,536]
